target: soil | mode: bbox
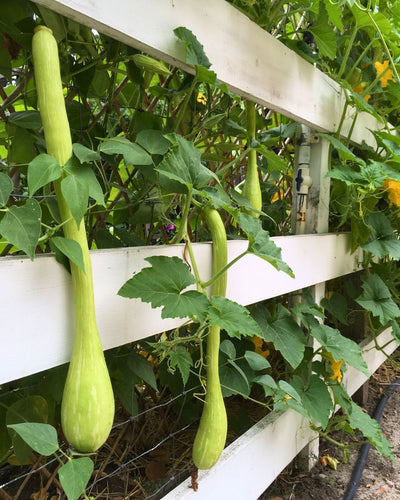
[260,357,400,500]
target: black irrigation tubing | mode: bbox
[343,377,400,500]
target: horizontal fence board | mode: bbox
[33,0,384,146]
[164,328,398,499]
[1,233,361,384]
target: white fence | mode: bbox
[2,0,397,498]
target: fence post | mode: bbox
[293,125,331,470]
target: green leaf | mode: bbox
[318,133,362,163]
[173,26,211,68]
[113,379,138,416]
[291,300,325,327]
[58,457,94,500]
[36,5,67,41]
[8,110,42,130]
[127,351,158,390]
[390,319,400,345]
[220,339,236,359]
[311,323,369,377]
[7,125,37,164]
[320,292,349,325]
[6,395,48,463]
[118,255,210,321]
[7,423,58,456]
[290,375,333,429]
[195,65,216,84]
[278,380,302,402]
[99,136,153,165]
[168,346,193,385]
[347,400,393,459]
[236,212,294,277]
[27,154,62,196]
[73,143,101,163]
[197,185,232,209]
[209,296,262,339]
[244,350,271,371]
[157,134,218,193]
[323,0,343,31]
[362,213,400,260]
[326,164,363,185]
[350,7,393,38]
[254,374,277,390]
[0,172,13,206]
[220,359,251,397]
[257,147,288,171]
[64,157,105,206]
[356,273,400,325]
[50,237,85,272]
[61,174,88,227]
[0,199,41,260]
[309,3,337,60]
[359,162,387,188]
[136,130,170,155]
[252,304,306,369]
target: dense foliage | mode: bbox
[2,0,400,497]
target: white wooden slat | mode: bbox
[164,327,398,499]
[33,0,384,146]
[1,233,361,385]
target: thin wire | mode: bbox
[111,386,199,430]
[0,456,59,489]
[0,386,199,492]
[88,422,195,489]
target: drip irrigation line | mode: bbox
[343,378,400,500]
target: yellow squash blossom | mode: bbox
[252,335,270,359]
[374,60,395,88]
[329,358,343,383]
[271,188,284,203]
[197,92,207,105]
[352,82,370,102]
[384,179,400,207]
[324,352,343,383]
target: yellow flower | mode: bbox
[374,60,395,88]
[324,352,343,383]
[252,336,270,359]
[384,179,400,207]
[197,92,207,105]
[352,83,371,102]
[329,358,343,383]
[271,188,284,203]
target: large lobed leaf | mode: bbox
[252,304,306,369]
[209,296,262,339]
[156,134,218,194]
[310,322,369,377]
[356,273,400,325]
[118,255,209,321]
